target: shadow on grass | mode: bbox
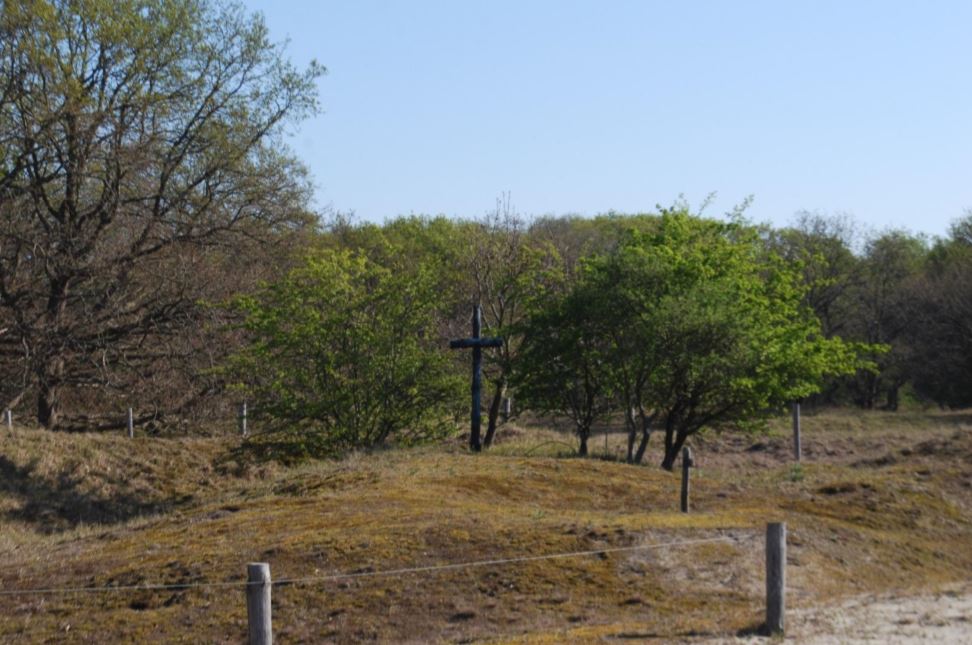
[945,412,972,426]
[218,423,360,468]
[0,455,173,532]
[610,629,724,640]
[736,622,780,638]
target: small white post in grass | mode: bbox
[239,401,248,437]
[502,396,512,421]
[127,408,134,439]
[246,562,272,645]
[680,446,694,513]
[792,401,802,462]
[4,409,11,430]
[766,522,786,635]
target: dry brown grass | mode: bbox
[1,409,971,643]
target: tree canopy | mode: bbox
[516,212,866,468]
[230,245,462,458]
[0,0,321,427]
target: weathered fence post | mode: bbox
[127,408,134,439]
[246,562,272,645]
[239,401,248,437]
[792,401,801,461]
[4,409,11,430]
[766,522,786,635]
[680,447,693,513]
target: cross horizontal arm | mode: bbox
[449,337,503,349]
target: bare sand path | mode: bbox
[727,584,972,643]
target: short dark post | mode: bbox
[239,401,248,437]
[127,408,134,439]
[680,447,694,513]
[792,401,802,462]
[246,562,272,645]
[449,305,502,452]
[4,409,11,430]
[765,522,786,635]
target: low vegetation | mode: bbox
[1,409,970,642]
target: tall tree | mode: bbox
[514,275,613,457]
[518,212,865,469]
[769,212,861,339]
[464,196,560,448]
[0,0,321,427]
[847,231,926,409]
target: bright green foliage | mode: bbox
[518,211,866,468]
[230,248,462,457]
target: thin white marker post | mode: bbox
[246,562,272,645]
[766,522,786,635]
[680,447,694,513]
[792,402,802,461]
[239,401,248,437]
[127,408,134,439]
[4,409,11,430]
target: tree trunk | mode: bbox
[625,406,636,463]
[37,372,62,429]
[37,278,70,429]
[886,384,900,411]
[482,379,505,449]
[633,426,651,464]
[661,432,688,471]
[578,429,589,457]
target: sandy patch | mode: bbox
[730,585,972,643]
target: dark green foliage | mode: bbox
[907,215,972,407]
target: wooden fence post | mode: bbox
[792,401,801,462]
[766,522,786,635]
[246,562,272,645]
[127,408,134,439]
[239,401,248,437]
[4,409,11,430]
[680,447,693,513]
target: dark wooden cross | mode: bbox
[449,305,502,452]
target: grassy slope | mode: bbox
[0,410,971,643]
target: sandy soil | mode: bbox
[730,585,972,643]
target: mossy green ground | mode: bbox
[1,409,971,643]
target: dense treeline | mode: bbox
[226,207,972,465]
[771,211,972,410]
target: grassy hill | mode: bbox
[1,410,971,643]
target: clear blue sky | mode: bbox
[244,0,972,237]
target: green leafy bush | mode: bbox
[517,211,870,468]
[230,248,462,457]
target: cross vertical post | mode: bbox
[471,305,482,449]
[449,305,503,452]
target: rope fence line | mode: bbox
[0,535,736,597]
[0,498,748,576]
